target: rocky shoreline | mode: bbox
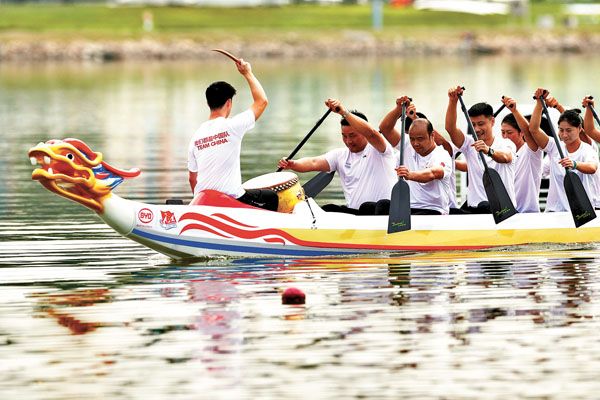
[1,32,599,62]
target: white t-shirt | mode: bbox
[589,141,600,209]
[399,142,453,214]
[187,109,255,198]
[324,142,397,209]
[542,154,550,178]
[514,144,543,213]
[543,139,600,212]
[459,134,516,208]
[448,142,460,209]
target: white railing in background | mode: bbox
[414,0,518,15]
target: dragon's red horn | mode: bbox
[64,138,140,178]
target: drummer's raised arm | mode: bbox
[236,59,268,121]
[326,98,387,153]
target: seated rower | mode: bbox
[379,96,452,215]
[500,96,543,213]
[277,98,396,215]
[581,95,600,208]
[445,86,516,214]
[529,88,600,212]
[379,97,461,212]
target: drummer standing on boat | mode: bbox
[445,86,516,213]
[277,99,396,215]
[379,96,452,215]
[187,58,278,211]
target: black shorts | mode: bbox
[322,199,390,215]
[460,201,491,214]
[237,189,279,212]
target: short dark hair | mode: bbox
[405,111,429,132]
[341,110,367,126]
[501,113,520,132]
[558,109,583,128]
[206,81,236,110]
[468,102,494,118]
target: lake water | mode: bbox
[3,55,600,399]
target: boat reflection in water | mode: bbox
[6,248,600,398]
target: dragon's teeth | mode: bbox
[44,156,51,165]
[30,157,37,166]
[48,167,53,175]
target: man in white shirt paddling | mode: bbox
[187,58,278,211]
[499,96,543,213]
[379,96,452,214]
[445,86,516,213]
[277,98,396,215]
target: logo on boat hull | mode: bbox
[160,210,177,230]
[138,208,154,224]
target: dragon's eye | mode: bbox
[66,153,74,160]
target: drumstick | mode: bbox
[212,49,240,63]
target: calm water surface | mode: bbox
[3,56,600,399]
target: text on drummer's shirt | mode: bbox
[194,131,230,151]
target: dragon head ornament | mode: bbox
[29,139,140,212]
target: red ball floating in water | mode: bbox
[282,287,305,305]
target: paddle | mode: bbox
[457,88,517,223]
[538,95,596,227]
[494,102,506,118]
[585,96,600,127]
[387,100,411,234]
[300,107,346,197]
[277,109,333,172]
[303,170,335,198]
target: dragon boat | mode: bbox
[28,138,600,259]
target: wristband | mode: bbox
[342,110,349,119]
[573,161,578,170]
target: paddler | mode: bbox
[379,96,452,215]
[529,88,600,212]
[277,98,396,215]
[445,85,516,213]
[187,58,278,211]
[499,96,543,213]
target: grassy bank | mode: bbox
[0,2,597,41]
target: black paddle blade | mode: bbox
[303,171,335,198]
[482,168,518,224]
[563,170,597,228]
[387,180,411,234]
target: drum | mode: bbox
[242,172,306,213]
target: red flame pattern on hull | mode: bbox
[176,212,485,251]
